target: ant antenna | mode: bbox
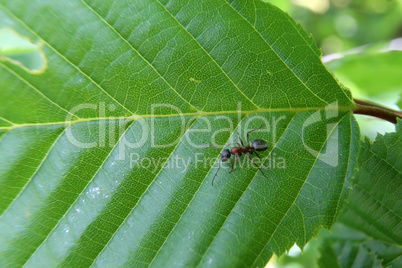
[201,144,222,186]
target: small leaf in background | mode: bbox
[318,224,390,268]
[316,120,402,267]
[317,224,402,268]
[339,120,402,246]
[325,50,402,140]
[326,51,402,99]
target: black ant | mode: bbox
[203,123,269,185]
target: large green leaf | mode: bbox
[0,0,359,267]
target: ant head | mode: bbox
[251,139,268,151]
[221,149,231,162]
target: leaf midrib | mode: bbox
[0,106,355,131]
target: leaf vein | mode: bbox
[148,114,247,266]
[224,0,340,107]
[0,3,134,116]
[79,0,200,113]
[251,112,348,266]
[0,62,79,120]
[91,117,200,266]
[332,115,353,223]
[196,112,297,266]
[23,120,135,266]
[0,126,67,219]
[153,0,260,110]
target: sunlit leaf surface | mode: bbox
[0,0,359,266]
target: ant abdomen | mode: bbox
[252,139,268,151]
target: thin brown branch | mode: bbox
[353,98,402,124]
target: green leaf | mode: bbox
[363,239,402,267]
[317,224,400,268]
[319,241,383,268]
[317,122,402,268]
[325,50,401,140]
[326,51,402,99]
[339,120,402,246]
[0,0,359,267]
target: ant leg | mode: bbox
[253,152,270,168]
[246,123,264,146]
[228,156,236,174]
[225,142,241,147]
[247,154,269,179]
[211,159,221,186]
[237,132,245,146]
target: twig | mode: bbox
[353,99,402,124]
